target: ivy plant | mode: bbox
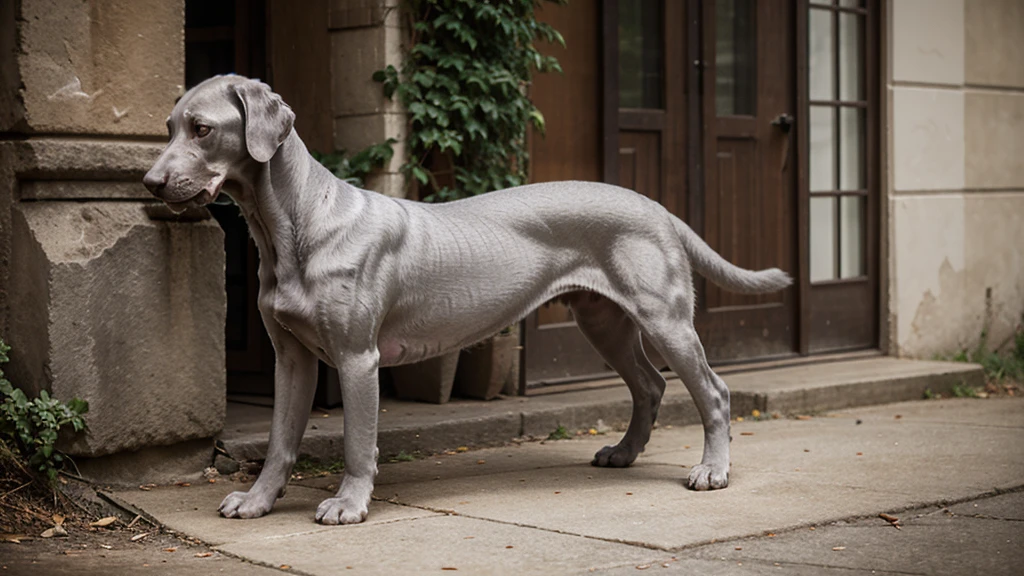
[374,0,566,202]
[0,339,88,484]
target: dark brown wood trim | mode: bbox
[867,0,881,349]
[686,0,704,243]
[618,109,666,131]
[796,0,811,355]
[808,100,868,107]
[601,0,620,185]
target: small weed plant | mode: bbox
[547,425,572,441]
[0,339,88,483]
[948,324,1024,385]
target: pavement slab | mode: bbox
[110,482,438,547]
[218,514,660,575]
[106,397,1023,575]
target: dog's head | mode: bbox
[143,75,295,212]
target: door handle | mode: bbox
[772,114,795,172]
[771,113,795,133]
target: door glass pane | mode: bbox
[810,197,837,282]
[839,13,863,101]
[839,107,863,190]
[715,0,756,116]
[839,0,863,7]
[840,196,865,278]
[619,0,663,109]
[810,106,835,192]
[809,8,834,101]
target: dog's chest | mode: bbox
[266,284,330,359]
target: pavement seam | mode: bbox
[379,498,681,552]
[719,556,929,575]
[659,484,1024,554]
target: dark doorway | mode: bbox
[186,0,276,397]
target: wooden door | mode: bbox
[693,0,798,363]
[525,0,688,385]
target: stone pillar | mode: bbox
[329,0,410,198]
[0,0,225,483]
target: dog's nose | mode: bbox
[143,171,167,195]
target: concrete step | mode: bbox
[219,357,983,462]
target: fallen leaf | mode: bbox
[626,492,633,495]
[463,536,474,540]
[735,546,742,550]
[751,409,761,418]
[856,452,863,456]
[684,445,691,449]
[767,533,776,537]
[195,552,213,558]
[52,514,65,526]
[456,446,468,453]
[100,544,113,550]
[280,565,291,570]
[505,545,514,549]
[138,484,156,491]
[126,515,142,529]
[441,567,458,571]
[894,414,902,419]
[131,532,151,542]
[832,546,846,551]
[90,516,118,528]
[554,491,561,494]
[588,428,598,435]
[41,524,67,538]
[879,513,899,523]
[736,417,744,422]
[1,534,30,544]
[477,460,486,465]
[796,415,812,420]
[164,547,177,553]
[175,482,191,487]
[740,432,754,436]
[636,565,651,570]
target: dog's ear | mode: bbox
[234,80,295,163]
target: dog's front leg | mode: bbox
[220,331,318,519]
[315,351,380,525]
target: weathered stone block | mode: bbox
[330,25,405,117]
[7,201,225,457]
[1,0,184,135]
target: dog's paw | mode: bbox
[686,463,729,491]
[315,497,369,525]
[218,490,274,519]
[591,444,638,468]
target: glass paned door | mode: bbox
[802,0,877,353]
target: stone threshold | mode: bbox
[219,357,983,463]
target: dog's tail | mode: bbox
[674,219,792,294]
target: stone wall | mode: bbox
[887,0,1024,357]
[1,0,226,473]
[329,0,409,197]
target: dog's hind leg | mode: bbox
[644,323,730,490]
[571,295,667,468]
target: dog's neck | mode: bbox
[229,130,356,283]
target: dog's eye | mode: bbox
[195,124,211,138]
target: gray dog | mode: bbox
[143,75,790,525]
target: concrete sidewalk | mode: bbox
[104,396,1022,575]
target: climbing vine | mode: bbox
[374,0,566,201]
